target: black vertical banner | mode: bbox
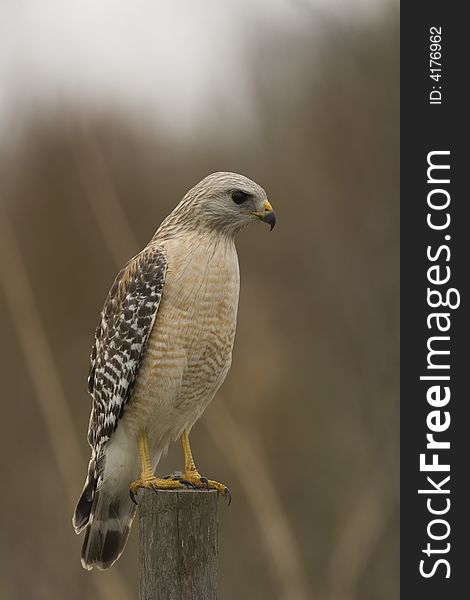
[401,3,469,599]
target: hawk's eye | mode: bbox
[231,190,249,205]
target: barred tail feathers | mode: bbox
[72,451,137,571]
[80,482,136,571]
[74,428,163,570]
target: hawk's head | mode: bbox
[169,172,276,236]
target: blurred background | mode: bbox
[0,1,399,599]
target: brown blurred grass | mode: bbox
[0,8,398,600]
[0,204,133,600]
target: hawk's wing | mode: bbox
[87,245,167,465]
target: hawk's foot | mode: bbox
[129,476,192,505]
[172,469,231,505]
[178,431,231,503]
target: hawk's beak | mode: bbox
[251,199,276,231]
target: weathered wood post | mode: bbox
[139,490,219,600]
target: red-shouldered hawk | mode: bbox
[72,172,275,570]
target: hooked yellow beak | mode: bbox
[251,199,276,230]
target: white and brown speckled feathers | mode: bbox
[73,246,166,534]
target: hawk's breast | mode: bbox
[124,234,240,444]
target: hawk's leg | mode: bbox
[129,432,187,502]
[176,431,231,503]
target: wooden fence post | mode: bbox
[139,489,219,600]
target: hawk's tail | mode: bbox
[72,465,136,570]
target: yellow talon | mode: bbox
[130,477,185,494]
[180,431,231,503]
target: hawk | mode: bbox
[72,172,276,570]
